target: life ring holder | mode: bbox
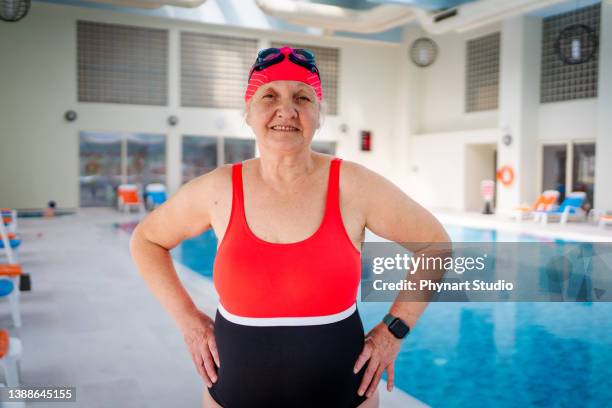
[496,165,514,186]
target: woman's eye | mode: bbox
[262,94,274,99]
[297,96,311,102]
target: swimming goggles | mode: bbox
[248,47,320,81]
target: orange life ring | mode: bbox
[496,165,514,186]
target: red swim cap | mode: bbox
[244,46,323,102]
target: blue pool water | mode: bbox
[173,225,612,407]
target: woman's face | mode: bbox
[246,81,320,154]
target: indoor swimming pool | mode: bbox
[171,225,611,407]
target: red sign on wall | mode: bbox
[361,131,372,151]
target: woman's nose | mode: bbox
[275,100,298,118]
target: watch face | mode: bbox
[389,319,410,339]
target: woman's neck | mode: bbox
[254,151,319,189]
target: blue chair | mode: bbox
[536,192,587,224]
[0,239,21,250]
[0,237,21,263]
[145,183,167,209]
[0,221,22,328]
[1,209,17,234]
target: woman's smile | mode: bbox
[270,124,301,132]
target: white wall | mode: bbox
[416,24,500,134]
[595,1,612,211]
[400,9,610,213]
[398,22,503,212]
[1,8,79,210]
[0,2,400,209]
[464,144,497,212]
[496,15,541,214]
[386,25,423,194]
[405,129,499,211]
[538,100,598,140]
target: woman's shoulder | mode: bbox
[337,158,381,187]
[337,159,402,205]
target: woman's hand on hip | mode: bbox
[182,310,220,387]
[353,322,402,398]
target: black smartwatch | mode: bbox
[382,314,410,339]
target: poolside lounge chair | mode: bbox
[1,209,17,234]
[0,239,21,263]
[144,183,167,210]
[0,329,22,387]
[597,214,612,229]
[0,210,21,263]
[117,184,145,213]
[0,222,22,327]
[535,192,587,224]
[512,190,559,221]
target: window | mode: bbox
[79,133,122,207]
[79,132,166,207]
[224,137,256,164]
[77,21,168,106]
[182,136,218,183]
[127,134,167,186]
[181,136,256,183]
[540,4,600,103]
[181,32,258,109]
[465,32,500,112]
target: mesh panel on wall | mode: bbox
[465,32,500,113]
[271,42,340,115]
[181,32,258,109]
[77,21,168,106]
[540,4,600,103]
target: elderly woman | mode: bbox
[130,46,449,407]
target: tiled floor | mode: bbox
[0,209,426,408]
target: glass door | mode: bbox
[541,141,596,209]
[127,133,167,186]
[181,136,256,183]
[182,136,218,183]
[541,144,568,201]
[572,142,595,209]
[79,132,166,207]
[224,137,256,164]
[79,132,122,207]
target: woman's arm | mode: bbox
[359,164,450,328]
[343,162,451,398]
[129,167,229,386]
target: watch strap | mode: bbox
[383,313,396,326]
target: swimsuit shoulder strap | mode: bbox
[324,158,343,223]
[231,162,244,204]
[227,162,246,232]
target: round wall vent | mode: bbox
[0,0,31,22]
[410,37,438,68]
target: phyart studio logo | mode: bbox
[360,242,612,302]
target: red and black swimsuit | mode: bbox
[210,158,367,407]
